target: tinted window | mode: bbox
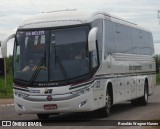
[130,28,154,55]
[50,26,89,81]
[143,31,154,55]
[130,28,140,54]
[104,20,115,57]
[14,30,50,82]
[114,23,132,53]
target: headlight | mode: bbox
[70,86,92,96]
[15,91,29,99]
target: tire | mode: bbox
[37,114,49,119]
[139,82,148,106]
[97,89,111,117]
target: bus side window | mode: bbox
[91,46,98,69]
[92,51,98,68]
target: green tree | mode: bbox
[0,56,14,97]
[6,55,13,74]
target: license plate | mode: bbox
[44,104,57,110]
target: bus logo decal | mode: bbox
[47,95,53,101]
[44,88,53,94]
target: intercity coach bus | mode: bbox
[1,10,156,119]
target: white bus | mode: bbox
[1,10,156,119]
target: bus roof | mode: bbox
[18,9,150,32]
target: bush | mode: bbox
[0,56,13,98]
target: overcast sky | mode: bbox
[0,0,160,55]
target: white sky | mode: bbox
[0,0,160,55]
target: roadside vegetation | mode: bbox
[156,74,160,85]
[155,55,160,85]
[0,56,13,98]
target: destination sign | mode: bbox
[26,31,45,36]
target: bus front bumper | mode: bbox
[14,90,102,114]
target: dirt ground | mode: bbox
[0,99,14,105]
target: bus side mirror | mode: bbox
[88,27,98,52]
[1,33,15,58]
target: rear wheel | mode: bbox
[97,89,111,117]
[37,114,49,119]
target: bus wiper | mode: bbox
[56,55,69,84]
[29,57,46,85]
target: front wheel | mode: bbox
[97,90,111,117]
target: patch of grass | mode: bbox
[0,73,13,99]
[0,92,13,98]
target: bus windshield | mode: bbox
[14,26,89,84]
